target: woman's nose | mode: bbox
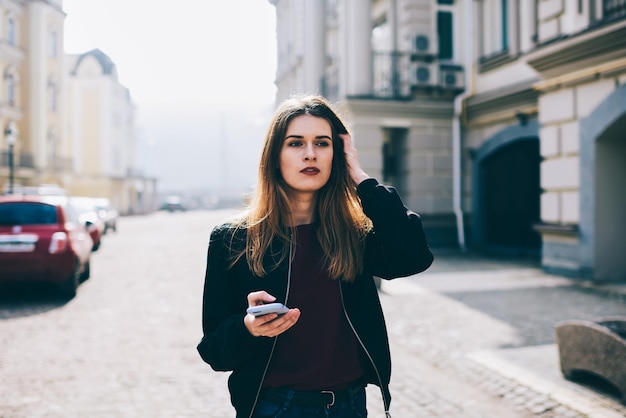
[304,145,317,161]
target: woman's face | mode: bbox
[279,115,334,197]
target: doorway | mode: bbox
[594,114,626,281]
[479,139,541,254]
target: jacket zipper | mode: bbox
[248,237,294,418]
[339,281,393,418]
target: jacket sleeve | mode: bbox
[196,225,269,371]
[358,178,434,279]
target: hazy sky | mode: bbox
[62,0,278,194]
[62,0,278,107]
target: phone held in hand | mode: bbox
[246,303,289,317]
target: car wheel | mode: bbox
[92,241,100,252]
[57,269,79,299]
[80,261,91,283]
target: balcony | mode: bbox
[0,151,35,169]
[372,51,465,100]
[603,0,626,23]
[321,52,465,101]
[526,16,626,78]
[372,51,413,99]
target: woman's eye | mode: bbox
[287,141,303,147]
[316,141,330,147]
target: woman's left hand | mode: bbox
[340,133,369,186]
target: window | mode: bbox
[50,30,58,58]
[7,73,16,106]
[49,82,58,112]
[437,11,453,60]
[7,17,16,45]
[481,0,509,56]
[437,0,456,61]
[0,203,58,225]
[501,0,509,51]
[48,129,57,163]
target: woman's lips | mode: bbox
[301,167,320,175]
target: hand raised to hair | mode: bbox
[340,133,369,186]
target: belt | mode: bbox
[259,383,363,408]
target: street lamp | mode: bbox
[5,121,17,194]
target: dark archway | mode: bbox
[472,119,541,255]
[482,140,541,251]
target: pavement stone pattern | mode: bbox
[1,210,625,418]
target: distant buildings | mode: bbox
[0,0,156,215]
[268,0,626,282]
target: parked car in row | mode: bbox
[68,197,105,251]
[93,197,119,233]
[160,195,186,212]
[0,194,93,299]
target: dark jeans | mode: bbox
[251,386,367,418]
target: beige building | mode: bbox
[65,49,157,215]
[268,0,626,282]
[0,0,66,193]
[0,0,156,215]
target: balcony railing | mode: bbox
[0,151,35,168]
[321,51,465,101]
[603,0,626,22]
[372,51,465,99]
[372,51,414,99]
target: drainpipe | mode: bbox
[452,0,474,251]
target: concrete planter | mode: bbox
[555,317,626,403]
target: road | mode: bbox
[1,210,625,417]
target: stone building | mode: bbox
[0,0,66,193]
[65,49,157,215]
[0,0,156,215]
[267,0,626,282]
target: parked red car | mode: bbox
[0,194,93,298]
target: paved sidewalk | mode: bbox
[374,251,626,418]
[1,211,624,418]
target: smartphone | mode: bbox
[246,303,289,317]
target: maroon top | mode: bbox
[262,223,365,391]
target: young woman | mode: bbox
[197,95,433,418]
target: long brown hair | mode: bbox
[229,95,372,281]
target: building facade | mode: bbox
[268,0,626,282]
[0,0,157,215]
[65,49,157,215]
[0,0,66,193]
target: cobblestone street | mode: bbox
[1,210,625,418]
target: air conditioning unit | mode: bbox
[410,62,438,87]
[413,34,430,53]
[439,64,465,91]
[411,34,436,63]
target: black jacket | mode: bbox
[197,178,433,418]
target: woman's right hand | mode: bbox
[244,291,300,337]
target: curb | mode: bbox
[467,348,626,418]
